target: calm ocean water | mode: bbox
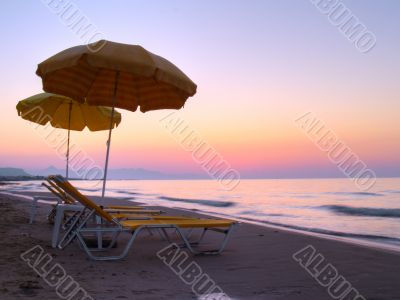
[2,178,400,249]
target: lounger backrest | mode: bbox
[51,175,114,223]
[45,178,76,204]
[42,182,61,199]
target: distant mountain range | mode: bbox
[0,168,31,177]
[0,168,44,181]
[24,166,206,180]
[2,166,399,181]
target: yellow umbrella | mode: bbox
[17,92,122,179]
[36,40,197,196]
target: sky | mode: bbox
[0,0,399,178]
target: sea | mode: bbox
[2,177,400,250]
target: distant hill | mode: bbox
[30,165,62,177]
[0,168,31,177]
[0,167,44,181]
[27,166,205,180]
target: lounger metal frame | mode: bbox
[58,207,237,261]
[40,176,164,247]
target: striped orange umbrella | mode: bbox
[36,40,197,196]
[36,40,197,112]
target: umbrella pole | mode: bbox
[101,108,114,197]
[66,128,70,179]
[66,101,72,179]
[102,71,120,198]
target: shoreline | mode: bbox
[4,189,400,256]
[180,207,400,256]
[1,189,400,299]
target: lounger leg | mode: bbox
[185,228,194,240]
[96,216,103,249]
[161,228,172,243]
[215,224,237,254]
[52,206,65,248]
[174,224,237,255]
[53,205,84,248]
[58,209,93,250]
[76,228,143,261]
[30,197,39,224]
[145,228,154,236]
[62,211,80,230]
[106,231,121,249]
[74,223,238,260]
[173,227,198,254]
[176,228,207,248]
[83,230,122,252]
[194,228,208,245]
[156,228,167,241]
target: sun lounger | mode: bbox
[45,175,163,215]
[42,175,163,247]
[52,175,238,260]
[29,176,159,223]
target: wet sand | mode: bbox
[0,190,399,300]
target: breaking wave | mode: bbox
[158,196,235,208]
[324,191,384,197]
[321,205,400,218]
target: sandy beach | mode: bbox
[0,190,399,300]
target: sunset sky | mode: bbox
[0,0,399,178]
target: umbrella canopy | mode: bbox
[16,93,121,131]
[17,93,122,178]
[36,40,197,196]
[36,40,197,112]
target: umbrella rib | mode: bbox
[132,75,141,109]
[84,67,101,102]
